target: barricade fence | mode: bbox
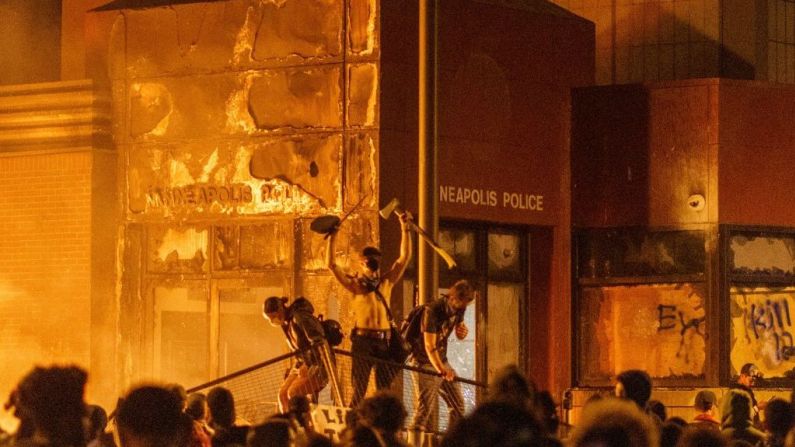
[187,345,487,434]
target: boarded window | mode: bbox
[727,230,795,382]
[730,286,795,379]
[578,283,707,383]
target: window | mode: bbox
[144,223,294,386]
[405,222,529,383]
[726,229,795,382]
[575,228,707,385]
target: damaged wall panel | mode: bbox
[87,0,382,388]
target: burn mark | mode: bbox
[309,161,319,177]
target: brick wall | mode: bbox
[0,151,92,428]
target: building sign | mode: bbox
[440,185,544,211]
[129,139,349,217]
[146,184,254,207]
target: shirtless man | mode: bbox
[326,212,412,407]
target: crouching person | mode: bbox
[409,280,476,431]
[263,296,332,413]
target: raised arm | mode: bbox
[383,212,413,284]
[326,231,363,294]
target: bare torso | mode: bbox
[350,277,393,330]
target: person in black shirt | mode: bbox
[409,280,476,431]
[263,296,330,413]
[729,362,766,427]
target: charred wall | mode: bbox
[86,0,382,390]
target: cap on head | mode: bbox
[694,390,716,411]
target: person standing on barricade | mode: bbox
[263,296,332,413]
[407,279,476,432]
[326,211,413,407]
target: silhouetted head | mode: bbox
[13,365,88,446]
[357,391,407,435]
[207,386,236,429]
[615,369,653,409]
[116,385,190,447]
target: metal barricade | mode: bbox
[186,347,487,433]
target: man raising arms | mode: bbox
[326,212,412,407]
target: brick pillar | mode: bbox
[0,80,117,413]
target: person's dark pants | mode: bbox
[350,332,397,407]
[411,359,464,431]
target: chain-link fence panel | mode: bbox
[332,350,483,433]
[187,347,486,433]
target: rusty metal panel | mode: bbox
[572,82,717,227]
[647,85,712,225]
[718,82,795,226]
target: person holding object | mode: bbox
[326,211,413,407]
[263,296,330,413]
[409,279,476,431]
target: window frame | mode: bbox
[573,225,712,387]
[721,225,795,387]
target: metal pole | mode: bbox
[418,0,439,305]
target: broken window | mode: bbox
[727,229,795,382]
[575,228,708,385]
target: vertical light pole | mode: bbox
[418,0,438,305]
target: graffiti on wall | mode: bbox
[731,287,795,378]
[579,283,707,381]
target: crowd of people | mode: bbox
[5,361,795,446]
[5,214,795,446]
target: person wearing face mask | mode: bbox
[263,296,329,413]
[326,211,413,407]
[408,280,476,432]
[730,363,767,427]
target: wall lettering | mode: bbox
[580,283,706,380]
[147,184,253,208]
[730,289,795,379]
[440,185,544,211]
[747,298,793,361]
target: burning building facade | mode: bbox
[0,0,593,418]
[9,0,795,427]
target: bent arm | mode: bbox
[384,217,413,284]
[423,332,447,373]
[326,232,361,294]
